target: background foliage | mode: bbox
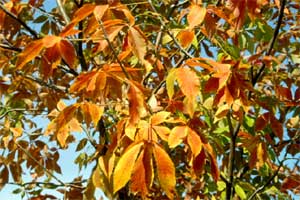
[0,0,300,199]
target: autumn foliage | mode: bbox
[0,0,299,199]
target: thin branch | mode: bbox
[0,107,46,119]
[0,43,22,52]
[147,0,193,59]
[97,19,131,80]
[16,71,67,92]
[226,113,241,200]
[78,20,88,71]
[15,142,66,187]
[4,180,86,189]
[0,3,38,38]
[56,0,70,25]
[251,0,286,86]
[248,151,288,200]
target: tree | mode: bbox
[0,0,299,199]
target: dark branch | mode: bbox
[0,3,38,38]
[251,0,286,86]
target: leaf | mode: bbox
[176,67,200,100]
[153,143,176,199]
[166,69,176,99]
[150,111,170,126]
[93,5,109,21]
[187,129,202,157]
[187,4,206,29]
[177,30,194,48]
[10,127,23,138]
[193,149,206,175]
[128,26,147,63]
[270,116,283,140]
[57,40,76,68]
[72,4,96,23]
[16,39,44,69]
[42,35,61,48]
[81,102,104,127]
[234,184,247,200]
[130,144,153,198]
[168,126,188,148]
[113,142,143,193]
[128,81,146,126]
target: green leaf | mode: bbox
[235,184,247,200]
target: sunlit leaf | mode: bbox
[16,40,44,69]
[187,4,206,29]
[176,67,200,100]
[113,142,143,193]
[153,143,176,199]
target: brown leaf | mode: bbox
[128,81,146,126]
[57,40,76,69]
[128,26,147,63]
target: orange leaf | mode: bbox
[187,4,206,29]
[72,4,96,23]
[177,30,194,48]
[128,26,147,63]
[42,35,61,48]
[81,102,104,127]
[93,5,109,21]
[70,71,98,93]
[153,143,176,199]
[128,81,145,126]
[187,129,202,157]
[16,40,44,69]
[168,126,188,148]
[10,127,23,138]
[130,144,153,198]
[176,67,200,100]
[113,142,143,193]
[57,40,76,68]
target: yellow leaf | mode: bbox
[10,127,23,138]
[168,126,188,148]
[166,69,176,99]
[188,4,206,29]
[153,143,176,199]
[57,126,69,147]
[16,40,44,69]
[113,142,143,193]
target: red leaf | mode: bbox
[57,40,77,69]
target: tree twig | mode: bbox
[0,3,38,38]
[97,19,131,80]
[251,0,286,86]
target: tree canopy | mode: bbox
[0,0,300,199]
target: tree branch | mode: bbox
[226,113,241,200]
[0,3,38,38]
[97,19,131,80]
[248,151,288,200]
[251,0,286,86]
